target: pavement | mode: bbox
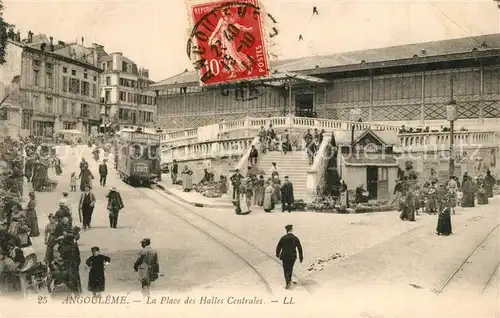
[156,177,233,209]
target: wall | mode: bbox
[156,66,500,129]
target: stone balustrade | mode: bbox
[162,130,500,163]
[162,136,253,163]
[159,115,400,149]
[398,131,500,152]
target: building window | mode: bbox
[84,73,88,79]
[81,104,89,117]
[70,78,81,94]
[62,77,68,92]
[81,81,90,96]
[106,76,111,86]
[102,63,107,70]
[71,102,76,115]
[61,100,68,115]
[122,62,127,72]
[33,70,39,86]
[32,95,39,111]
[46,97,53,113]
[93,76,97,82]
[33,59,41,68]
[46,72,53,88]
[21,112,31,130]
[119,91,126,102]
[46,63,53,71]
[71,70,76,76]
[105,90,111,103]
[127,92,132,103]
[62,67,67,73]
[92,84,97,98]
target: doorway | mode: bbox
[366,166,378,199]
[294,94,314,117]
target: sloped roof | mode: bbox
[334,129,400,146]
[276,33,500,73]
[153,33,500,88]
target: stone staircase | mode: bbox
[254,150,312,202]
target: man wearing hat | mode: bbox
[134,238,159,297]
[105,187,124,228]
[78,185,96,229]
[55,199,73,227]
[280,176,294,213]
[99,159,108,186]
[276,224,303,289]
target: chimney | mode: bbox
[16,30,21,42]
[27,31,33,43]
[81,37,84,46]
[58,40,65,46]
[49,36,54,52]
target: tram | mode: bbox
[116,128,161,186]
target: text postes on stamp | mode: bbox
[187,0,270,86]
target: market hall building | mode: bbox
[150,34,500,130]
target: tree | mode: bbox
[0,0,15,65]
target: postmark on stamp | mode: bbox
[186,0,278,86]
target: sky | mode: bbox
[3,0,499,82]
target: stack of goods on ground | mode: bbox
[307,195,393,213]
[193,176,229,198]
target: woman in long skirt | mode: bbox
[436,206,452,236]
[263,182,275,212]
[86,246,111,297]
[25,191,40,237]
[477,183,488,205]
[399,191,415,221]
[461,176,476,207]
[182,166,193,192]
[54,156,63,176]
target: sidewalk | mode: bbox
[156,176,233,209]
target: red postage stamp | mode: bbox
[188,0,270,86]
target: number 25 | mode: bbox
[38,296,48,304]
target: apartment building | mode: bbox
[0,31,102,137]
[97,49,156,127]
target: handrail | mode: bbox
[306,134,333,199]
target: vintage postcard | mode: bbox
[0,0,499,317]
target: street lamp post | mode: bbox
[446,76,458,178]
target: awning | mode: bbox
[342,154,399,167]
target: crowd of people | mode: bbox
[399,124,468,134]
[392,170,496,235]
[0,139,161,298]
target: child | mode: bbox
[70,172,77,192]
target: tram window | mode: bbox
[131,145,142,158]
[150,146,158,158]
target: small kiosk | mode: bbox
[334,129,400,201]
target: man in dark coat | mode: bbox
[134,238,159,297]
[98,159,108,186]
[171,160,179,184]
[230,169,244,200]
[249,145,259,166]
[276,224,303,289]
[78,186,96,230]
[280,176,294,213]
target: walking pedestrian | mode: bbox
[85,246,111,297]
[275,224,303,289]
[99,160,108,186]
[58,233,82,295]
[78,186,96,230]
[280,176,294,213]
[134,238,160,297]
[25,191,40,237]
[106,187,124,228]
[43,213,57,263]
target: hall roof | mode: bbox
[151,33,500,89]
[334,129,400,146]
